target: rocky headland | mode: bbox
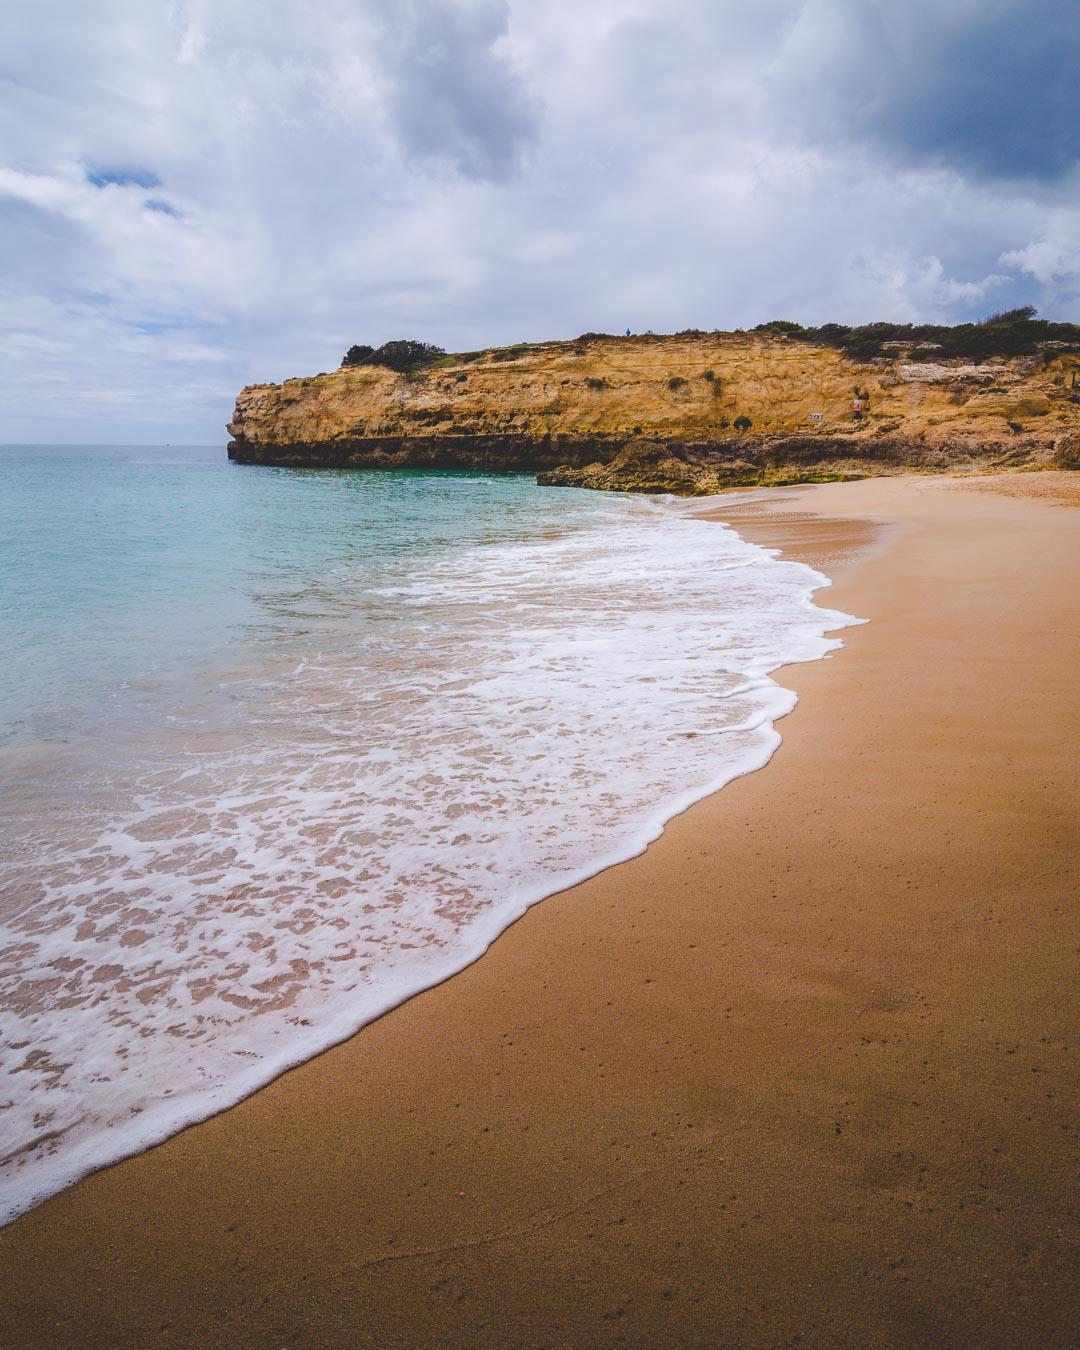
[228,327,1080,493]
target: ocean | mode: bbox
[0,444,857,1224]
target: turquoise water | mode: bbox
[0,445,857,1224]
[0,446,621,748]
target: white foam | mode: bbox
[0,502,860,1224]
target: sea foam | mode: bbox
[0,479,858,1225]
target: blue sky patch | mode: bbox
[86,167,162,190]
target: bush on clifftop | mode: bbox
[751,308,1078,362]
[342,340,446,372]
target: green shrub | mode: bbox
[769,307,1078,363]
[667,376,687,390]
[341,340,445,372]
[843,327,891,361]
[585,377,606,390]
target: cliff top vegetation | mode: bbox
[751,307,1079,361]
[342,309,1077,376]
[342,340,446,372]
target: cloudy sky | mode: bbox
[2,0,1077,442]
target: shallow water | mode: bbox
[0,446,858,1223]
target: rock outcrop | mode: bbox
[228,332,1080,492]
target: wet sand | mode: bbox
[1,473,1077,1347]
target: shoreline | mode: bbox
[1,472,1077,1346]
[0,474,852,1231]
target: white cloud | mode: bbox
[1001,230,1080,286]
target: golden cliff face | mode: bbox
[228,332,1080,491]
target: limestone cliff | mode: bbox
[227,332,1080,492]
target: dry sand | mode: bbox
[1,473,1077,1348]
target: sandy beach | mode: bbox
[1,472,1076,1347]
